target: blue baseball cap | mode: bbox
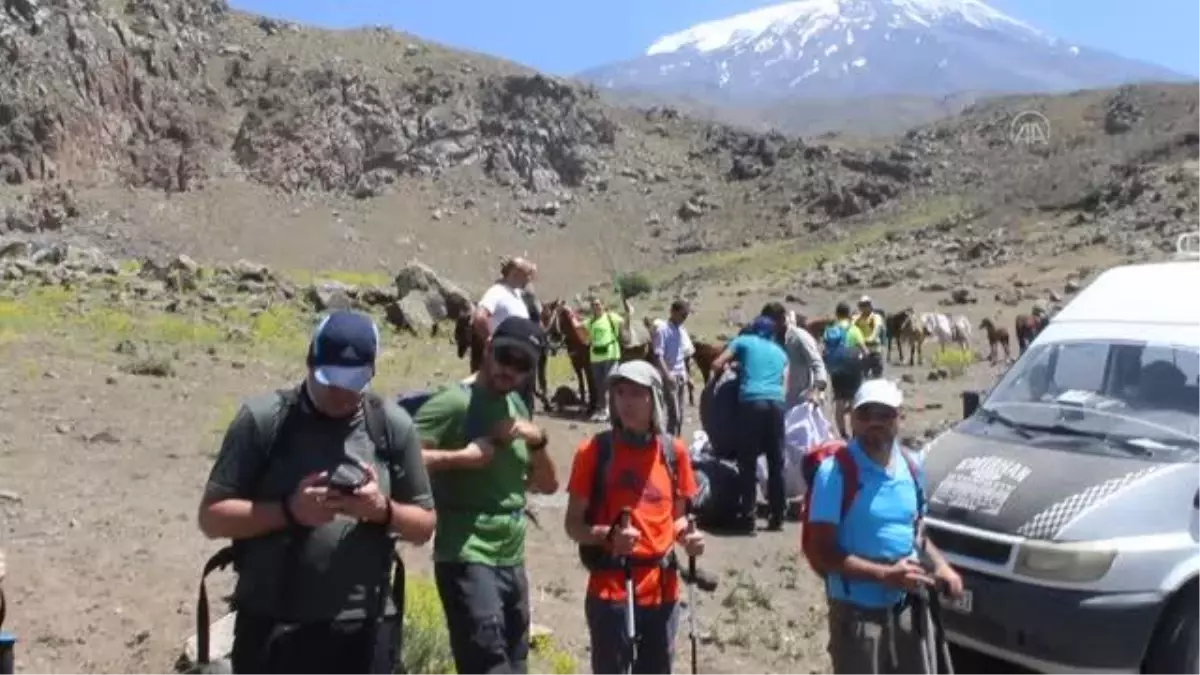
[750,315,777,338]
[307,310,379,392]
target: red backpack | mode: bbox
[799,440,924,576]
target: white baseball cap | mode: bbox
[853,379,903,410]
[859,295,872,305]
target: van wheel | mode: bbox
[1145,590,1199,674]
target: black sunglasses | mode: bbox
[493,345,534,373]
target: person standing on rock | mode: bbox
[564,360,705,675]
[711,315,789,532]
[805,379,963,674]
[473,257,536,337]
[473,256,543,415]
[415,316,559,675]
[584,294,627,423]
[197,309,437,674]
[651,299,695,437]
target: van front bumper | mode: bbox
[941,568,1163,673]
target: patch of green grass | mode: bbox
[650,196,969,284]
[402,575,578,674]
[293,269,393,288]
[932,345,975,378]
[403,576,456,674]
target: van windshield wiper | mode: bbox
[978,407,1035,439]
[1015,421,1155,457]
[979,409,1157,456]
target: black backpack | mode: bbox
[189,388,406,672]
[577,430,680,572]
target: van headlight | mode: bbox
[1014,540,1117,582]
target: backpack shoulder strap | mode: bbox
[362,392,395,460]
[900,449,925,517]
[832,444,860,522]
[583,431,615,526]
[659,433,679,497]
[246,387,303,493]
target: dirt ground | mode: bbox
[0,244,1119,674]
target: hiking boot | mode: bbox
[765,516,784,532]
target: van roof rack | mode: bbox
[1175,232,1199,259]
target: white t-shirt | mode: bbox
[479,283,529,335]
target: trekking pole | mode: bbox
[685,511,699,675]
[928,580,955,675]
[618,507,636,675]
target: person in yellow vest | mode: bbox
[855,296,885,379]
[586,296,626,423]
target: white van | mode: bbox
[922,248,1200,674]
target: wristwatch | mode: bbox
[528,433,549,452]
[281,495,299,528]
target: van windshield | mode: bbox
[981,339,1200,451]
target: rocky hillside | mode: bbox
[0,0,1196,294]
[0,0,959,283]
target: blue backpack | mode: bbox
[823,322,851,365]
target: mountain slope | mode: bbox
[580,0,1190,105]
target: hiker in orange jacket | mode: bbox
[564,360,705,674]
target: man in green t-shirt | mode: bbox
[416,316,559,674]
[585,295,626,423]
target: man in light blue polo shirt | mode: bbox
[806,379,964,674]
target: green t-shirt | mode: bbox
[203,387,434,622]
[587,311,624,363]
[414,383,530,565]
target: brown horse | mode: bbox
[453,313,486,374]
[893,309,927,366]
[541,299,593,409]
[979,317,1012,365]
[692,341,724,387]
[885,309,913,363]
[1015,313,1049,354]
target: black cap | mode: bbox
[492,316,544,360]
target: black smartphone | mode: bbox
[326,459,368,495]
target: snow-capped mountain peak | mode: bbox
[579,0,1187,106]
[645,0,1045,57]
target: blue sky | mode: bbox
[231,0,1199,77]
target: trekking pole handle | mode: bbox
[619,507,632,529]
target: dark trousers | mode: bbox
[434,562,530,675]
[230,611,399,674]
[736,398,785,522]
[585,597,680,675]
[863,351,884,379]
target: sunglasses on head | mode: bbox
[855,404,899,422]
[493,345,534,373]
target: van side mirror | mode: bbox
[1193,490,1198,509]
[961,390,982,419]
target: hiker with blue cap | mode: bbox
[710,314,790,533]
[198,309,436,674]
